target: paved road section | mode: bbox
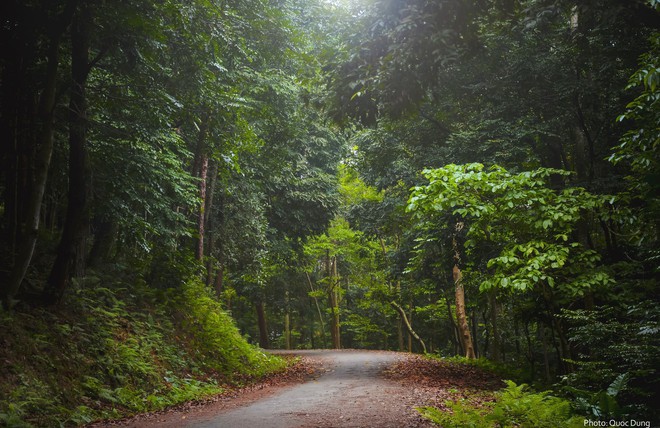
[184,350,423,428]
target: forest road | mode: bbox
[127,350,433,428]
[186,349,431,428]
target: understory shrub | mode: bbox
[0,276,285,427]
[417,380,584,428]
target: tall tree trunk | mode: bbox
[1,1,77,307]
[327,252,341,349]
[214,265,224,297]
[539,323,552,382]
[454,265,476,359]
[397,317,405,351]
[524,321,535,379]
[306,272,327,348]
[46,5,92,304]
[284,312,291,350]
[191,112,209,260]
[452,223,476,359]
[471,309,479,358]
[204,160,219,284]
[256,301,269,349]
[445,293,462,355]
[407,304,413,352]
[489,289,501,362]
[195,155,208,260]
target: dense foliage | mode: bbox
[1,0,658,425]
[0,279,284,426]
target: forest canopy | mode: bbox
[0,0,658,425]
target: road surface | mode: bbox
[122,350,432,428]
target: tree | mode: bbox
[408,163,614,365]
[0,0,78,307]
[45,3,95,304]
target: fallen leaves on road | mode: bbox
[383,354,504,412]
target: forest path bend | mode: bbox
[127,350,433,428]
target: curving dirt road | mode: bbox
[187,350,433,428]
[119,350,434,428]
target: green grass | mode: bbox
[0,278,286,427]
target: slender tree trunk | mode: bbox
[541,283,573,374]
[539,323,552,382]
[471,309,479,358]
[46,5,92,304]
[524,321,535,380]
[214,265,224,297]
[407,304,413,352]
[489,289,501,362]
[445,294,462,355]
[1,1,77,307]
[205,160,219,285]
[452,223,476,359]
[256,301,269,349]
[390,301,426,353]
[306,272,327,348]
[552,316,573,374]
[331,266,341,349]
[327,253,341,349]
[377,233,407,351]
[454,265,476,359]
[205,233,215,287]
[284,312,291,350]
[191,112,209,259]
[195,155,208,260]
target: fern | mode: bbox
[418,380,584,427]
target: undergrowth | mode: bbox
[0,277,285,427]
[418,380,584,428]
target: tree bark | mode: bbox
[539,323,552,382]
[195,155,208,260]
[471,309,479,358]
[256,301,269,349]
[452,222,476,359]
[204,160,219,285]
[1,0,78,307]
[445,293,462,355]
[489,288,501,362]
[284,312,291,350]
[306,272,327,348]
[454,265,476,359]
[191,112,209,260]
[214,265,224,297]
[45,4,92,304]
[327,252,341,349]
[397,317,405,352]
[390,301,426,353]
